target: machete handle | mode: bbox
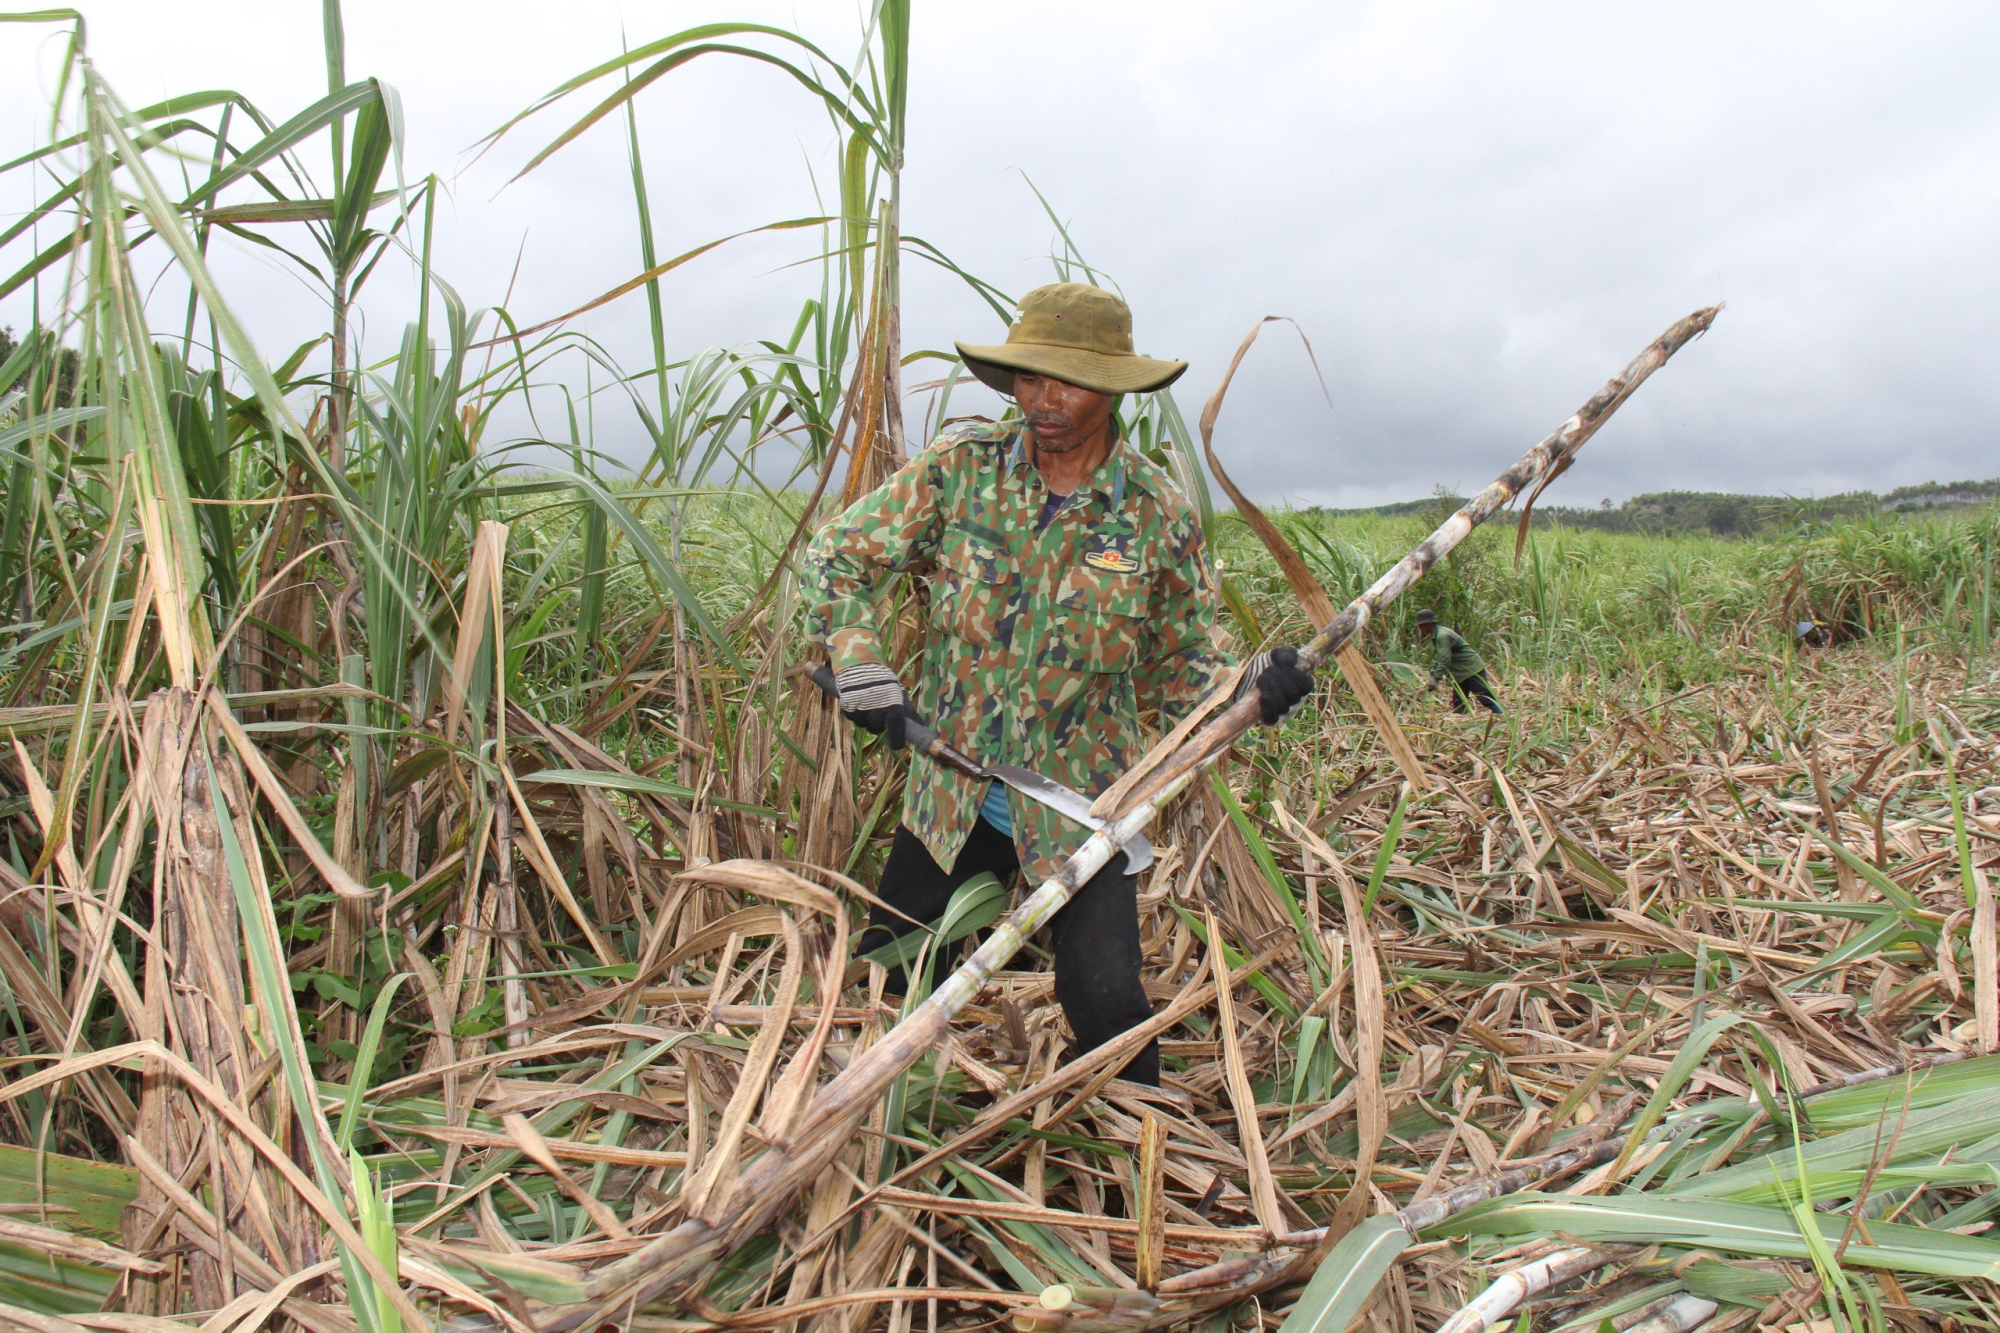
[807,664,974,773]
[917,729,990,779]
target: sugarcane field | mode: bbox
[3,4,2000,1333]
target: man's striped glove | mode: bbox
[1234,646,1314,726]
[833,662,925,751]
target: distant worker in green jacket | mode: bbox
[1415,609,1502,715]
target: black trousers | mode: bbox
[857,821,1160,1085]
[1451,672,1503,714]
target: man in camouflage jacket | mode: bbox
[805,283,1312,1085]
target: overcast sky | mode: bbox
[3,2,1995,506]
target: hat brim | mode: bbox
[955,340,1187,397]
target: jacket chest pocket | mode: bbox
[935,546,1010,648]
[1056,567,1147,674]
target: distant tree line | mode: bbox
[1879,478,2000,511]
[1309,478,1999,537]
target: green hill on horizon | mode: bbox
[1314,477,2000,536]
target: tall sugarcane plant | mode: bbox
[478,2,1018,867]
[0,0,973,1271]
[0,14,416,1325]
[488,11,909,475]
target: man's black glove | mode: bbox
[833,662,926,750]
[1236,647,1314,726]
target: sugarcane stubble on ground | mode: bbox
[180,652,1986,1333]
[6,291,1997,1329]
[542,310,1726,1325]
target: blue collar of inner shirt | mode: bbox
[1006,430,1128,512]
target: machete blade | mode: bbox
[986,764,1155,873]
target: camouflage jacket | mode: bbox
[805,421,1232,882]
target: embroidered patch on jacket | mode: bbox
[1084,548,1141,574]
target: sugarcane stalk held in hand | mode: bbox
[536,306,1718,1331]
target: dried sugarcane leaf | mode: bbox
[1195,315,1428,790]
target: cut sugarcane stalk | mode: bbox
[537,306,1720,1330]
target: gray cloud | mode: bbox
[3,1,1995,505]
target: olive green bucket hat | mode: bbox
[956,282,1188,397]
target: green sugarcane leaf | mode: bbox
[1664,1087,2000,1203]
[333,90,398,260]
[1363,787,1409,915]
[1672,1256,1792,1305]
[0,1146,136,1243]
[207,757,387,1333]
[1702,898,1907,923]
[1278,1217,1413,1333]
[516,767,776,819]
[1951,757,1978,908]
[1614,1011,1750,1174]
[428,1248,589,1306]
[186,79,382,205]
[1805,1054,2000,1129]
[336,971,411,1153]
[0,1241,118,1314]
[1785,812,1926,919]
[0,404,106,450]
[1294,1015,1326,1106]
[1444,1193,2000,1281]
[868,874,1008,988]
[349,1150,403,1333]
[562,469,746,672]
[1169,904,1299,1020]
[940,1160,1103,1289]
[1213,772,1326,981]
